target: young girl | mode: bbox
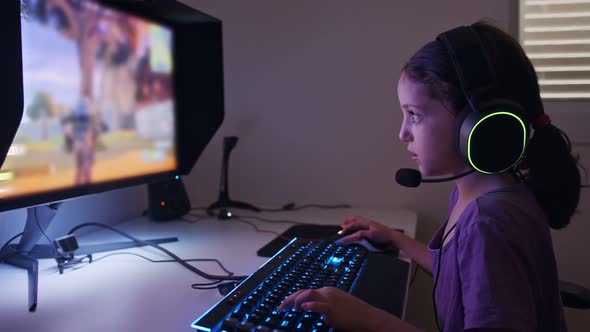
[278,21,582,332]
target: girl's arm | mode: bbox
[390,229,432,275]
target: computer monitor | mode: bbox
[0,0,225,311]
[3,0,225,212]
[3,0,178,209]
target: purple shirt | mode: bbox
[427,184,567,332]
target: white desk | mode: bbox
[0,208,416,332]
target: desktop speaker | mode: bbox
[147,178,191,221]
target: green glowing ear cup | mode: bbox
[457,99,528,174]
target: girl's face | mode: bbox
[397,72,466,177]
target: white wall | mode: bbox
[180,1,590,331]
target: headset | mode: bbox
[436,26,529,175]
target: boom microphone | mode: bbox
[395,168,476,188]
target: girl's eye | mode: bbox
[409,111,422,123]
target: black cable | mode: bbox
[192,280,245,296]
[409,264,419,287]
[189,211,309,227]
[91,252,235,276]
[233,217,292,241]
[192,285,222,290]
[260,203,352,212]
[238,215,310,225]
[0,234,24,262]
[34,208,58,256]
[191,279,225,289]
[433,222,457,332]
[0,232,24,257]
[67,222,247,281]
[257,207,288,212]
[0,250,29,262]
[187,213,210,220]
[194,203,352,213]
[285,203,352,211]
[190,211,308,226]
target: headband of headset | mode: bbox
[436,26,528,174]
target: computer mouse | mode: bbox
[326,228,353,242]
[333,230,384,252]
[344,238,383,252]
[334,228,401,254]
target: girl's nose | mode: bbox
[399,123,412,142]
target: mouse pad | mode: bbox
[257,224,342,257]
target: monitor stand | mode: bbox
[0,203,178,312]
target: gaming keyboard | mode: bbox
[191,238,409,332]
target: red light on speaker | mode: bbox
[161,201,166,206]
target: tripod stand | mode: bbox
[207,136,260,215]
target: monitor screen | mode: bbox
[0,0,177,206]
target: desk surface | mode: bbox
[0,207,416,332]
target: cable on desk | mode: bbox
[182,214,208,223]
[91,252,235,276]
[67,222,247,281]
[189,211,309,227]
[233,217,324,243]
[0,232,24,257]
[233,217,292,242]
[186,213,213,222]
[237,215,310,225]
[191,279,225,289]
[193,280,245,296]
[0,250,29,262]
[191,203,352,213]
[261,203,352,212]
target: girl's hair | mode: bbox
[402,21,582,229]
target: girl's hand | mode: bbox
[339,216,399,249]
[278,287,374,331]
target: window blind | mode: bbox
[519,0,590,99]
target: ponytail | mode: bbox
[524,123,581,229]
